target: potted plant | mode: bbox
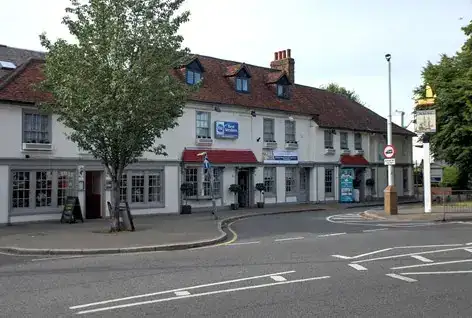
[229,184,241,210]
[180,183,193,214]
[255,183,265,208]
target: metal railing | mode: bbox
[431,189,472,219]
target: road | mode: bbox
[1,208,472,317]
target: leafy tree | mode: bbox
[414,20,472,188]
[320,82,364,105]
[441,166,460,188]
[39,0,193,231]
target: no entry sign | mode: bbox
[383,145,396,159]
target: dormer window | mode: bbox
[277,84,289,99]
[226,66,250,93]
[185,59,204,85]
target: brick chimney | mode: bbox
[270,49,295,84]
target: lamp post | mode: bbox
[384,53,398,215]
[197,152,218,220]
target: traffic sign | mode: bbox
[384,158,395,166]
[383,145,396,159]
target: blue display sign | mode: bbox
[340,168,354,203]
[214,121,239,139]
[263,149,298,164]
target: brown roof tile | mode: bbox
[0,50,414,136]
[177,55,414,136]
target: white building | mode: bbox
[0,46,415,224]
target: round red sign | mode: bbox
[383,145,396,159]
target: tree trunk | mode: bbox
[109,176,121,232]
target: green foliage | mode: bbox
[415,20,472,184]
[39,0,193,178]
[320,82,364,105]
[229,184,242,193]
[441,166,460,187]
[255,183,265,192]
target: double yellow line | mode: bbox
[216,219,241,246]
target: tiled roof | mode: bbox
[0,58,51,103]
[182,148,258,164]
[340,155,370,166]
[0,47,414,136]
[0,45,45,81]
[174,55,414,136]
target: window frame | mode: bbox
[285,120,296,143]
[196,111,211,139]
[22,109,52,144]
[277,84,289,99]
[11,169,77,216]
[324,131,334,149]
[263,118,275,142]
[183,167,223,200]
[340,132,348,149]
[285,167,298,195]
[354,133,362,150]
[324,168,334,196]
[120,169,165,208]
[263,167,276,197]
[186,68,201,85]
[236,76,250,93]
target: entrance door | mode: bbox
[237,170,250,208]
[299,168,310,202]
[85,171,102,219]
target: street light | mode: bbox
[384,53,398,215]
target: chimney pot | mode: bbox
[287,49,291,58]
[282,50,287,59]
[278,51,283,59]
[274,52,278,60]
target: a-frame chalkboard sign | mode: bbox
[60,196,84,223]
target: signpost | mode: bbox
[383,145,396,166]
[60,196,84,223]
[197,152,218,220]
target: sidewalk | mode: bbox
[0,199,420,255]
[362,204,472,221]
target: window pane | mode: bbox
[355,133,362,150]
[285,168,296,193]
[263,167,276,194]
[35,171,52,207]
[131,173,145,203]
[12,171,30,208]
[324,131,333,148]
[263,119,274,141]
[340,132,348,149]
[325,169,333,194]
[186,69,194,84]
[148,172,162,203]
[242,79,248,91]
[196,112,210,138]
[184,168,198,196]
[57,171,76,206]
[23,113,49,143]
[285,121,296,142]
[194,71,201,83]
[236,78,242,91]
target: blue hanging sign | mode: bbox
[340,168,354,203]
[214,121,239,139]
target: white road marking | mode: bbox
[386,273,417,283]
[352,246,467,264]
[410,255,434,263]
[348,264,368,271]
[75,276,331,315]
[363,228,388,232]
[351,248,393,259]
[401,270,472,275]
[228,241,260,246]
[270,275,287,282]
[331,254,352,259]
[274,237,304,242]
[32,255,86,262]
[391,259,472,270]
[0,251,37,257]
[467,242,472,245]
[318,233,346,237]
[70,270,296,310]
[393,244,464,249]
[464,248,472,253]
[174,291,190,296]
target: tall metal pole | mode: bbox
[387,57,394,187]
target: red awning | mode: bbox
[182,148,258,164]
[340,155,369,166]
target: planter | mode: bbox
[181,205,192,214]
[257,202,264,208]
[230,203,239,210]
